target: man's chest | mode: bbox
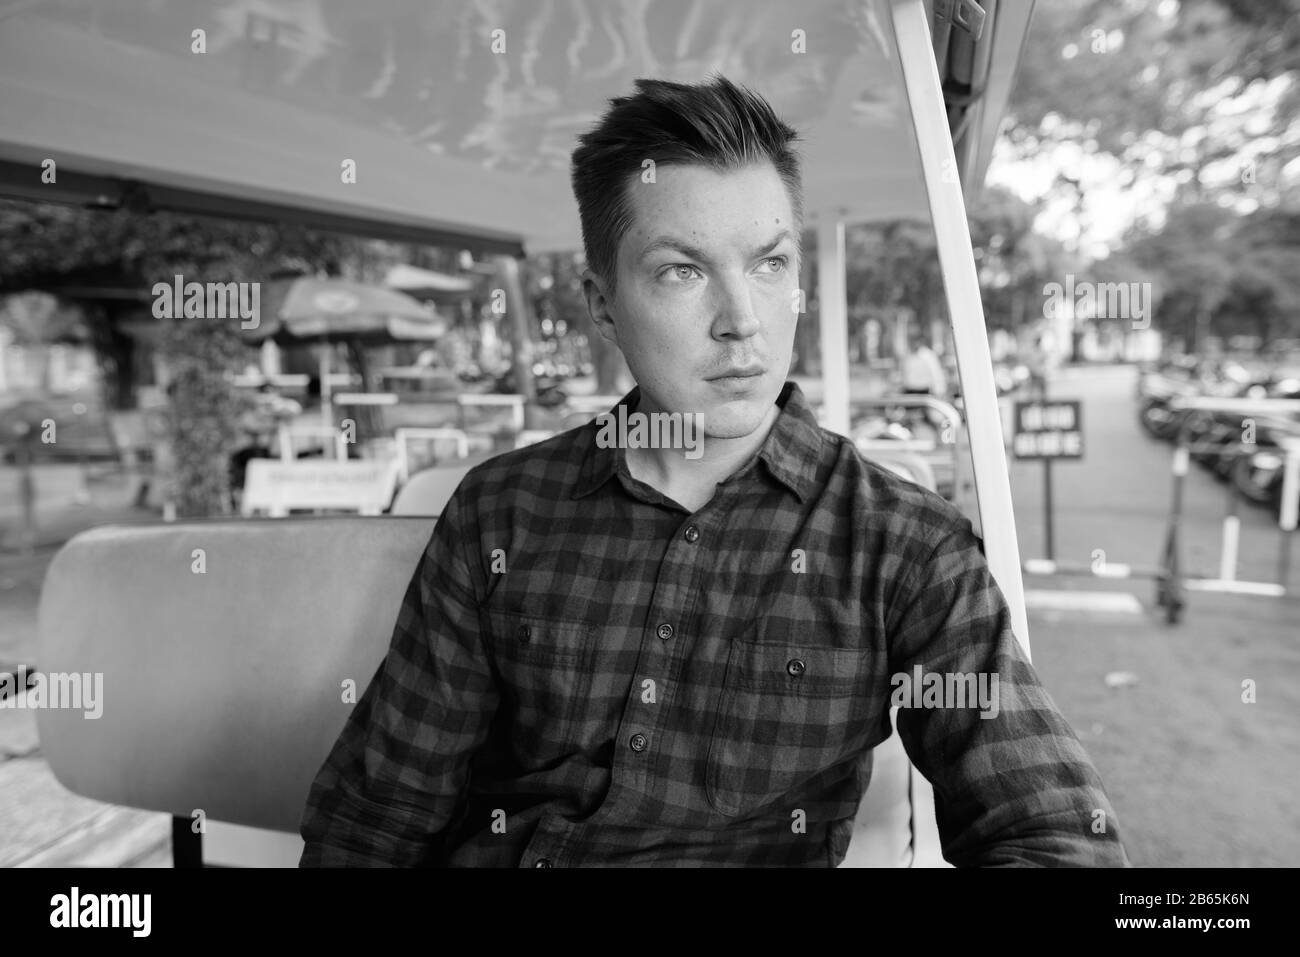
[470,510,899,816]
[477,502,889,645]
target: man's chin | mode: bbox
[702,394,777,440]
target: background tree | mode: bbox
[0,200,379,516]
[1127,204,1300,347]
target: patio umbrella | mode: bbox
[247,276,448,344]
[384,264,478,303]
[242,277,450,426]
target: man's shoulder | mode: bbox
[830,435,977,551]
[451,424,590,506]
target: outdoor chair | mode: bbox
[390,461,479,516]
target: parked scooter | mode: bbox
[1137,359,1278,449]
[1183,375,1300,481]
[1228,378,1300,515]
[1137,375,1201,440]
[1233,434,1285,506]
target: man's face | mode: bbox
[584,161,800,439]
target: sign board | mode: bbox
[1013,400,1083,460]
[241,459,399,517]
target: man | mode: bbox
[300,75,1128,867]
[899,328,949,432]
[1025,322,1058,399]
[901,329,948,399]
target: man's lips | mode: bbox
[707,366,765,381]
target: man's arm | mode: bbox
[299,491,498,866]
[887,515,1129,867]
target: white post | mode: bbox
[1219,515,1240,582]
[816,217,852,437]
[319,345,333,429]
[1281,443,1300,534]
[889,0,1031,657]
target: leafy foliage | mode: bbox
[1128,204,1300,345]
[156,318,251,519]
[1004,0,1300,343]
[0,200,375,516]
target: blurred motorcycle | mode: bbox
[1137,376,1201,440]
[1229,406,1300,514]
[1188,376,1300,480]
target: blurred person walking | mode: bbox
[900,329,947,430]
[1025,324,1058,398]
[900,329,948,398]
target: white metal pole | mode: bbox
[320,345,333,429]
[1219,514,1240,583]
[889,0,1031,656]
[816,217,852,437]
[1281,443,1300,533]
[1280,443,1300,590]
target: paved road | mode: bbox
[1008,364,1293,590]
[1003,364,1300,867]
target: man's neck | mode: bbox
[625,399,782,513]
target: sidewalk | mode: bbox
[0,702,171,867]
[1,469,159,671]
[1023,574,1300,867]
[1,466,179,867]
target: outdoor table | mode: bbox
[332,392,399,447]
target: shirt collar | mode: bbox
[572,380,823,503]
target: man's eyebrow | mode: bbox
[638,229,796,264]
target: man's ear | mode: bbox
[580,267,620,348]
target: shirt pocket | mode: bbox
[483,610,598,765]
[705,638,876,819]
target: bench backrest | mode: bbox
[37,518,937,865]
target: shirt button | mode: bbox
[787,658,806,677]
[684,524,700,543]
[517,624,531,643]
[534,858,552,868]
[629,733,648,752]
[656,623,674,641]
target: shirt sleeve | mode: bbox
[299,489,499,866]
[887,515,1130,867]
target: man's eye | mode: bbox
[663,264,701,282]
[758,256,789,274]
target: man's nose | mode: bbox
[710,277,762,340]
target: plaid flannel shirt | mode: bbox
[300,381,1128,867]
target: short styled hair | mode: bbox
[570,74,804,298]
